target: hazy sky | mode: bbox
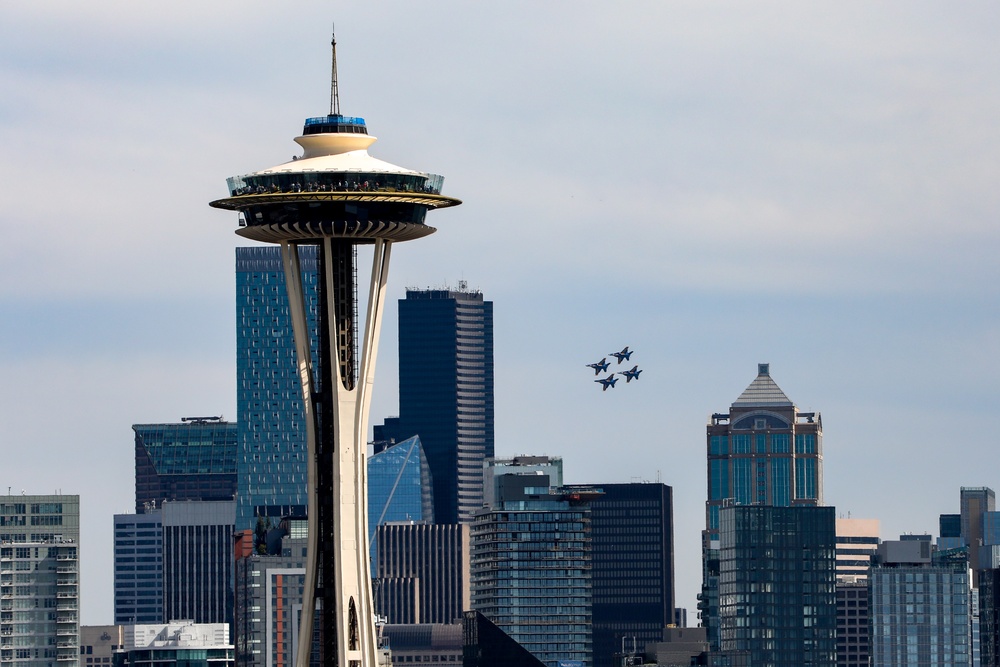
[2,2,999,624]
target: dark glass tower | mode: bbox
[718,505,837,666]
[589,483,674,667]
[133,418,238,513]
[398,287,493,524]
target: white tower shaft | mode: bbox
[282,238,391,667]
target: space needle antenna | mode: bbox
[329,25,340,116]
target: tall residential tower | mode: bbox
[210,35,460,667]
[234,247,319,532]
[0,495,80,666]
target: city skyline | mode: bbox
[2,2,1000,626]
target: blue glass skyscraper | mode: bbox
[235,246,319,532]
[368,435,434,530]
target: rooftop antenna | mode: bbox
[330,24,341,117]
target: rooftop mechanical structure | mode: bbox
[210,34,460,667]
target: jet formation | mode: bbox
[587,346,642,391]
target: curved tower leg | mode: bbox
[281,242,321,667]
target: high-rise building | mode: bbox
[133,418,238,513]
[397,287,494,525]
[979,568,1000,667]
[161,500,235,626]
[471,456,596,667]
[113,511,163,624]
[367,435,435,541]
[700,363,823,649]
[834,518,878,667]
[233,520,316,667]
[869,539,974,667]
[941,513,962,539]
[589,483,674,667]
[374,523,470,625]
[210,32,461,666]
[962,486,995,581]
[835,518,879,582]
[836,582,869,667]
[705,363,823,541]
[717,505,837,667]
[0,495,80,666]
[234,246,318,533]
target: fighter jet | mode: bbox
[610,346,633,364]
[595,375,618,391]
[586,357,610,375]
[618,365,642,383]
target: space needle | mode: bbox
[210,34,461,667]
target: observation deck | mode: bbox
[209,114,461,244]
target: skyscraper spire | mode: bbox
[330,25,340,116]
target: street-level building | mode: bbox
[113,621,233,667]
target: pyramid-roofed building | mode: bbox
[732,363,794,408]
[704,363,824,541]
[699,363,825,652]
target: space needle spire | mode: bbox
[329,25,340,116]
[210,34,461,667]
